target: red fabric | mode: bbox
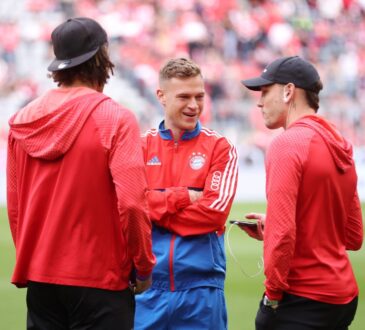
[264,115,363,303]
[14,86,93,124]
[7,89,155,289]
[142,127,238,236]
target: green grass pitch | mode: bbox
[1,204,364,329]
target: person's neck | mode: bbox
[61,80,103,92]
[286,106,316,129]
[170,128,181,142]
[163,122,181,142]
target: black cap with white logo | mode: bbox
[48,17,107,72]
[241,56,320,92]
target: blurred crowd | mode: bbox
[1,0,365,167]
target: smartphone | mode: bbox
[229,220,258,227]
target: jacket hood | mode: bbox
[293,115,353,173]
[9,92,108,160]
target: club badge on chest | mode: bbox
[189,152,206,170]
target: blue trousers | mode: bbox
[135,287,227,330]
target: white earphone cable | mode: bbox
[226,223,264,278]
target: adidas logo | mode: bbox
[147,156,161,166]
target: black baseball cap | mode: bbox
[241,56,320,92]
[48,17,108,72]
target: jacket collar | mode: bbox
[158,120,201,141]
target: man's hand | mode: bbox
[239,213,266,240]
[245,213,266,225]
[131,277,152,295]
[188,190,203,203]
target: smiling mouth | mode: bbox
[183,113,197,117]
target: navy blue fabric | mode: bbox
[158,120,201,141]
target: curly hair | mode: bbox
[50,44,114,88]
[305,80,323,112]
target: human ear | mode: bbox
[156,89,166,106]
[282,84,293,102]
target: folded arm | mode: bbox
[147,138,238,236]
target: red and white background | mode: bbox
[1,0,365,204]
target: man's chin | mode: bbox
[179,120,198,131]
[265,121,279,130]
[184,124,197,131]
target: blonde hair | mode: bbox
[159,58,202,83]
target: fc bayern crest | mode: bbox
[189,152,206,170]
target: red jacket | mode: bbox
[264,115,363,304]
[142,121,238,236]
[7,87,155,290]
[141,121,238,291]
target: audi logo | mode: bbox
[210,171,221,190]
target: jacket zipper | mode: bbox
[169,138,179,291]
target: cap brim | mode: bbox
[47,47,99,72]
[241,77,274,91]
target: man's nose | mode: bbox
[188,98,199,109]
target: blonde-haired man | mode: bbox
[135,58,238,330]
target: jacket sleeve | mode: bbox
[6,132,18,245]
[263,134,303,301]
[345,190,363,250]
[149,138,238,236]
[109,109,155,279]
[146,187,192,218]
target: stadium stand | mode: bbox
[1,0,365,203]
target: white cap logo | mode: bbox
[58,60,71,69]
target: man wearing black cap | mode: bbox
[7,17,155,329]
[240,56,363,329]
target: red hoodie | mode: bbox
[7,87,155,290]
[264,115,363,304]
